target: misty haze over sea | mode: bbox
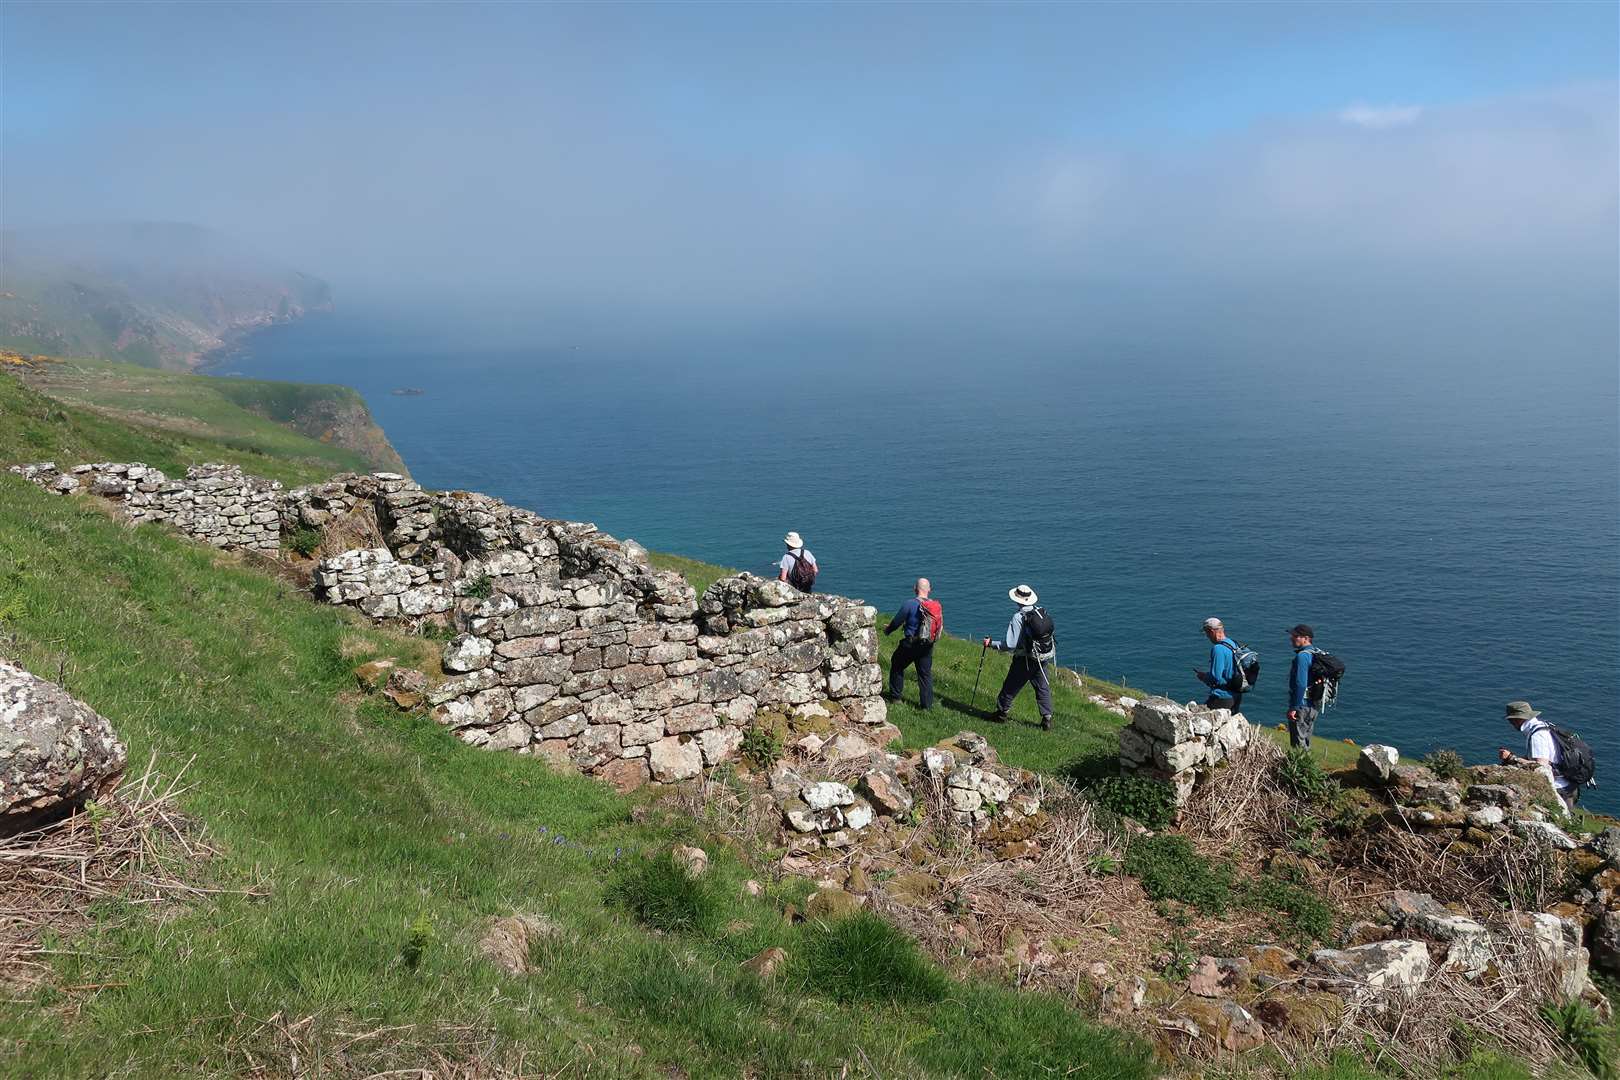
[229,301,1619,813]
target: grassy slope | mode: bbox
[0,478,1160,1078]
[0,365,369,487]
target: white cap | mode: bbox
[1203,617,1223,630]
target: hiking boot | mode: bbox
[1040,715,1053,731]
[991,712,1009,724]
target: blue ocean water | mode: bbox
[227,310,1620,813]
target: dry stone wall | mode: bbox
[11,461,282,552]
[1118,696,1252,806]
[10,461,887,789]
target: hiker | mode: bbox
[883,578,942,709]
[1194,617,1245,715]
[1498,700,1584,811]
[1286,623,1325,749]
[777,531,818,593]
[981,584,1055,730]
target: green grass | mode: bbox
[0,365,369,487]
[0,473,1158,1079]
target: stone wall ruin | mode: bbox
[10,461,889,788]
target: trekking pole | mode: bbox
[970,640,988,712]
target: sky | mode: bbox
[2,1,1617,338]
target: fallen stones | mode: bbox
[648,737,703,783]
[1513,818,1577,850]
[0,659,128,835]
[858,767,914,817]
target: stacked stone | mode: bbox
[313,547,451,619]
[697,574,886,725]
[1353,742,1620,984]
[11,461,282,552]
[1118,696,1252,807]
[282,475,367,530]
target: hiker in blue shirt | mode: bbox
[882,578,940,709]
[1287,623,1322,748]
[1194,617,1244,714]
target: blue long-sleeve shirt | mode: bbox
[1290,647,1315,709]
[1199,640,1236,700]
[989,607,1033,655]
[886,598,923,637]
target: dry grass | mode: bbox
[1180,736,1293,855]
[0,754,260,994]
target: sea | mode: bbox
[224,306,1620,814]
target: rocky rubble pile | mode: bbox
[0,658,127,835]
[11,461,283,552]
[1354,741,1620,983]
[769,730,1044,855]
[1118,696,1253,807]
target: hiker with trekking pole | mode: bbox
[978,584,1057,730]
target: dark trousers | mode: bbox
[997,655,1052,719]
[889,638,934,708]
[1205,692,1244,715]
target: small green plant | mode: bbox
[1539,1000,1616,1080]
[1124,834,1233,915]
[1087,775,1176,830]
[1086,851,1120,876]
[286,526,322,558]
[463,574,494,600]
[1245,873,1335,946]
[1158,931,1198,982]
[798,912,947,1004]
[1278,748,1343,808]
[610,852,723,934]
[401,913,434,971]
[740,723,783,771]
[1422,747,1470,783]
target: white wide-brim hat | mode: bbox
[1008,585,1038,606]
[784,531,803,548]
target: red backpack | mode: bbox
[916,599,943,642]
[787,550,818,592]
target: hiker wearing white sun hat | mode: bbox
[981,584,1056,729]
[777,531,818,593]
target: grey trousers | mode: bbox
[1288,705,1318,749]
[997,655,1052,719]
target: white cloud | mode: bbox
[1338,103,1425,129]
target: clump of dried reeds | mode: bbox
[0,753,258,989]
[1178,735,1293,854]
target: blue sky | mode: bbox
[3,2,1616,327]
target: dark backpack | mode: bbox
[1306,648,1346,706]
[786,550,817,592]
[914,599,943,643]
[1550,726,1597,787]
[1222,640,1261,694]
[1020,606,1056,663]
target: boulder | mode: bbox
[822,731,876,762]
[1509,912,1592,1002]
[599,757,650,793]
[1188,956,1252,998]
[443,633,494,673]
[1593,910,1620,977]
[1310,940,1431,1003]
[1,659,128,835]
[1170,997,1267,1053]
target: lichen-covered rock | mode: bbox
[1357,744,1399,783]
[0,659,128,835]
[648,736,702,782]
[1310,940,1431,1003]
[859,768,914,816]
